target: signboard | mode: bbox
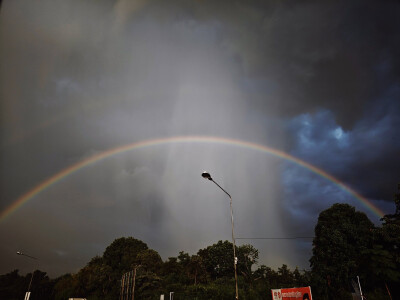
[271,286,312,300]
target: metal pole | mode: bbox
[229,194,239,300]
[16,252,37,299]
[27,272,34,295]
[357,276,364,299]
[209,179,239,300]
[132,266,138,300]
[120,273,125,300]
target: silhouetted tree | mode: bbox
[53,273,77,300]
[186,255,208,285]
[362,183,400,299]
[197,240,236,279]
[277,264,295,287]
[103,237,148,275]
[0,269,54,300]
[0,270,25,300]
[310,203,374,299]
[237,244,259,287]
[137,249,163,274]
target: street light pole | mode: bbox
[16,251,38,300]
[201,172,239,300]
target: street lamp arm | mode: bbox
[210,179,231,198]
[17,251,38,260]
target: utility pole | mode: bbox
[201,172,239,300]
[132,265,140,300]
[16,251,38,300]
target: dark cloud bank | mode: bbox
[1,0,399,276]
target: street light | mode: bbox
[201,172,239,300]
[16,251,38,300]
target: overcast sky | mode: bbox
[1,0,399,277]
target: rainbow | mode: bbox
[0,136,385,222]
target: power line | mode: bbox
[236,237,314,240]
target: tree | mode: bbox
[2,237,268,299]
[186,255,208,285]
[29,270,54,300]
[252,265,275,298]
[65,237,153,300]
[175,251,208,285]
[102,237,148,274]
[310,203,374,299]
[53,274,77,300]
[177,251,191,266]
[253,265,275,281]
[362,184,400,299]
[293,267,302,285]
[136,249,163,274]
[197,240,236,279]
[237,244,259,287]
[0,270,25,300]
[277,264,294,287]
[160,257,185,285]
[74,256,114,299]
[132,249,164,298]
[0,269,54,300]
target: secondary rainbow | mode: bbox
[0,136,385,222]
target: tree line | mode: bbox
[1,184,399,299]
[0,238,310,300]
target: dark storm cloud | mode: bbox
[1,0,399,277]
[90,0,400,128]
[208,0,400,128]
[287,88,400,203]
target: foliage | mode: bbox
[0,239,313,299]
[237,244,259,287]
[198,240,236,279]
[102,236,148,274]
[160,256,185,284]
[0,270,26,300]
[29,270,54,300]
[310,203,374,299]
[74,256,114,299]
[309,189,400,299]
[53,273,77,300]
[136,249,163,274]
[363,184,400,298]
[0,269,55,300]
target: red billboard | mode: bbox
[271,286,312,300]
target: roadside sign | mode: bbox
[271,286,312,299]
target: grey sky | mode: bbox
[1,0,399,277]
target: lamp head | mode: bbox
[201,172,212,180]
